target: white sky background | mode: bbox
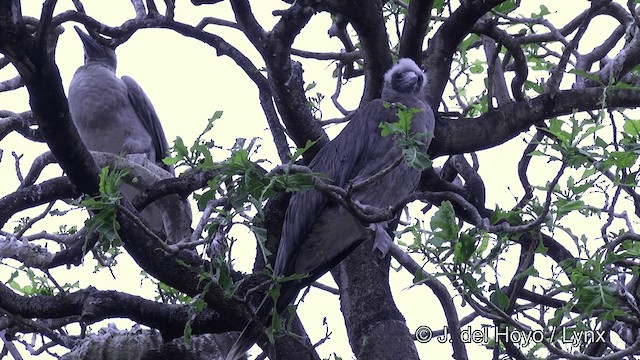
[0,1,631,359]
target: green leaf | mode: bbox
[624,119,640,138]
[490,207,522,226]
[164,137,188,166]
[454,232,477,264]
[607,151,638,169]
[413,268,427,285]
[305,82,317,91]
[491,287,510,311]
[402,147,432,171]
[554,199,585,219]
[493,0,516,13]
[433,0,444,14]
[569,69,602,85]
[514,265,539,280]
[430,201,459,242]
[275,272,310,283]
[205,111,223,133]
[291,140,318,162]
[475,232,489,255]
[531,4,551,18]
[470,60,484,74]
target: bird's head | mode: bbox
[383,58,427,97]
[74,26,117,70]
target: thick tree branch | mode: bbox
[0,283,226,341]
[0,177,78,228]
[231,0,325,162]
[398,0,434,64]
[424,0,507,107]
[430,88,640,157]
[0,13,100,197]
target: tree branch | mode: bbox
[431,88,640,157]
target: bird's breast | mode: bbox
[69,66,129,110]
[68,66,150,153]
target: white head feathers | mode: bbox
[383,58,427,96]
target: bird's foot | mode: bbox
[369,223,393,258]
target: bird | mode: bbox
[226,58,436,360]
[68,26,179,237]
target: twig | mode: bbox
[388,242,469,360]
[15,202,55,238]
[330,63,349,115]
[311,281,339,295]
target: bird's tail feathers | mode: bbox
[225,319,262,360]
[226,280,308,360]
[225,296,275,360]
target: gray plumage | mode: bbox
[68,27,177,235]
[226,58,435,360]
[68,26,171,173]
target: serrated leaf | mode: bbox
[430,201,459,242]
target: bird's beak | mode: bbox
[74,26,102,55]
[401,71,423,93]
[413,73,424,93]
[406,72,418,88]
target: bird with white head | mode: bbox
[226,57,435,360]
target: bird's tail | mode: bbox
[225,296,274,360]
[225,319,262,360]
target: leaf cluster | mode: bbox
[379,102,433,171]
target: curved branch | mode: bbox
[431,87,640,157]
[230,0,325,162]
[389,243,468,360]
[473,18,528,102]
[0,177,78,228]
[0,111,43,142]
[424,0,507,107]
[0,283,225,341]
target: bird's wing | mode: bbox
[121,76,173,174]
[274,99,397,277]
[227,100,410,360]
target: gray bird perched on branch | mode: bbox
[226,58,435,360]
[68,27,185,238]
